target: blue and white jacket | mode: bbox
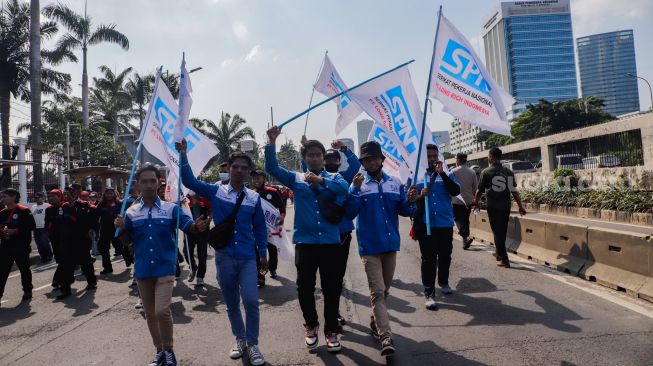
[181,155,268,260]
[124,198,194,280]
[265,144,348,245]
[347,173,416,256]
[415,171,461,228]
[301,148,361,234]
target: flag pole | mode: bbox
[115,67,163,237]
[303,50,328,136]
[414,5,443,237]
[177,52,193,274]
[277,59,415,129]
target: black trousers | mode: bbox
[57,242,97,291]
[453,204,471,239]
[295,244,341,333]
[0,245,33,298]
[256,243,279,279]
[336,232,352,297]
[417,227,454,293]
[98,234,125,271]
[183,233,208,278]
[487,207,510,262]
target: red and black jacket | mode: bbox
[0,205,36,249]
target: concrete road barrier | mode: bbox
[582,227,653,300]
[541,220,589,275]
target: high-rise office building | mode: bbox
[577,30,640,117]
[449,119,485,154]
[356,119,374,149]
[482,0,578,118]
[432,131,450,153]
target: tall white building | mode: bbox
[448,119,485,154]
[432,131,450,153]
[356,119,374,149]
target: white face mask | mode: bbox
[219,172,229,181]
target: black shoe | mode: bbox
[51,282,60,289]
[175,265,181,278]
[381,337,395,356]
[85,283,97,290]
[257,277,266,288]
[22,291,32,301]
[100,269,113,274]
[56,289,71,300]
[270,270,277,279]
[124,256,133,267]
[462,237,472,250]
[337,314,346,326]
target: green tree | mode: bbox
[125,72,154,131]
[89,65,134,137]
[191,112,255,163]
[277,140,300,171]
[0,0,73,187]
[477,97,615,147]
[44,1,129,127]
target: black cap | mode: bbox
[35,192,45,197]
[358,141,385,161]
[325,149,341,160]
[65,183,82,191]
[251,169,266,177]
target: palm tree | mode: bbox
[191,112,255,163]
[0,0,74,187]
[89,65,134,138]
[125,72,154,131]
[29,0,43,193]
[43,1,129,127]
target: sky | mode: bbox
[9,0,653,150]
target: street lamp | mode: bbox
[627,73,653,112]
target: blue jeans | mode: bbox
[215,252,259,346]
[33,228,53,261]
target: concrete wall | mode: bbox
[515,166,653,191]
[446,112,653,171]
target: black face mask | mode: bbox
[325,163,340,173]
[366,163,384,178]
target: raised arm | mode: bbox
[176,140,218,198]
[340,149,361,184]
[264,127,298,188]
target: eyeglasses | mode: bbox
[230,164,250,171]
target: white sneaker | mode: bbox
[425,293,438,310]
[229,339,247,359]
[304,325,319,349]
[248,345,265,366]
[135,301,143,310]
[196,277,204,286]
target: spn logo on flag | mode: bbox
[429,12,515,136]
[347,66,431,177]
[368,124,411,182]
[314,55,363,135]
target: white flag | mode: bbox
[174,56,193,143]
[141,78,218,201]
[313,54,363,135]
[429,12,515,136]
[367,124,411,182]
[347,66,431,178]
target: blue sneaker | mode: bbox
[164,350,177,366]
[147,351,165,366]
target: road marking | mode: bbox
[470,241,653,319]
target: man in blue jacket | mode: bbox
[115,164,210,366]
[347,141,418,356]
[414,144,461,311]
[177,140,268,366]
[266,126,348,353]
[301,137,361,327]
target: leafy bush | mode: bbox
[520,186,653,213]
[552,168,578,187]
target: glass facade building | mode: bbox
[482,0,578,118]
[577,30,639,117]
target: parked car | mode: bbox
[582,155,622,169]
[502,160,537,173]
[556,154,583,169]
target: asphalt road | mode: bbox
[1,206,652,366]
